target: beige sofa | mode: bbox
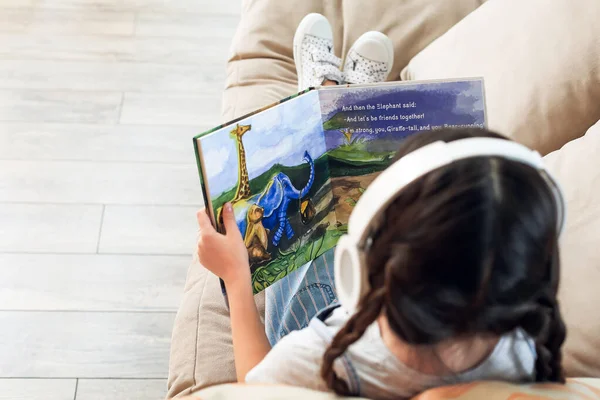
[167,0,600,398]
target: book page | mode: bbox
[195,91,338,293]
[318,79,486,228]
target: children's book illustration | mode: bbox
[195,78,486,293]
[197,92,338,293]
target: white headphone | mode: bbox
[333,138,566,313]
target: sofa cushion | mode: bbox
[401,0,600,156]
[166,257,266,397]
[545,120,600,378]
[223,0,487,121]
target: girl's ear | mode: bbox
[334,235,369,313]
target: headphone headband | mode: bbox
[349,138,564,242]
[335,137,566,313]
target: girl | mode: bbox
[196,127,567,399]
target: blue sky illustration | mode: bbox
[199,91,326,196]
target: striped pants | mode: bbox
[264,248,338,345]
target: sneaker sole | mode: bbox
[293,13,333,91]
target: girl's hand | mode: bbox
[196,203,250,286]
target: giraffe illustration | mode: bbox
[230,124,252,202]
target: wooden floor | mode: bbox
[0,1,240,398]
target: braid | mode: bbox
[534,243,566,383]
[520,245,566,383]
[321,287,386,396]
[530,295,566,383]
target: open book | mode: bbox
[194,78,486,293]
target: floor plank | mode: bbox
[0,34,231,64]
[0,8,136,35]
[0,90,122,123]
[0,0,239,387]
[0,160,201,205]
[0,0,242,15]
[0,254,189,311]
[135,12,239,38]
[120,93,222,126]
[0,379,76,400]
[0,312,174,378]
[99,205,198,255]
[76,379,167,400]
[0,204,103,253]
[0,60,226,93]
[0,123,202,162]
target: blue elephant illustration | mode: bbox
[257,151,315,246]
[234,151,315,249]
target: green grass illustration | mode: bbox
[251,226,343,293]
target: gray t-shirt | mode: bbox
[246,306,536,399]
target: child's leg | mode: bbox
[264,248,337,345]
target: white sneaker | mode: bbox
[293,13,343,91]
[343,31,394,85]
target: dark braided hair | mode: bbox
[321,287,386,395]
[321,128,566,396]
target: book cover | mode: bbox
[194,78,486,293]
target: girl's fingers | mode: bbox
[222,202,242,239]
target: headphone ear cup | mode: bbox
[334,235,369,313]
